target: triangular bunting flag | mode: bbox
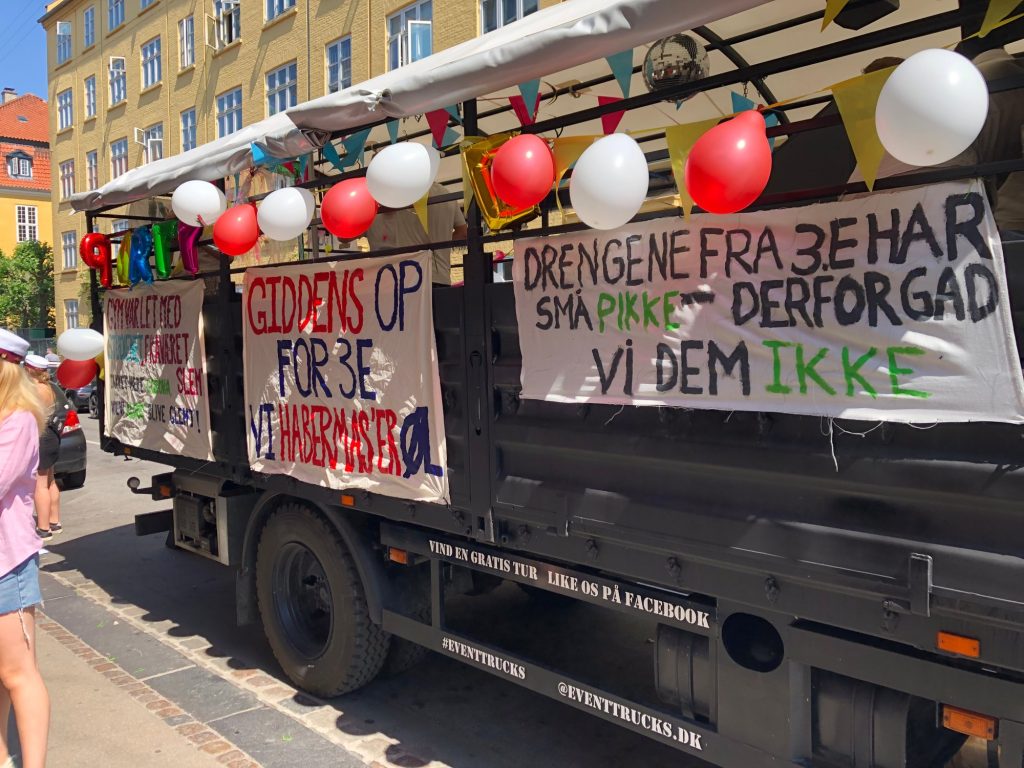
[341,127,372,167]
[821,0,853,30]
[509,94,542,126]
[387,120,400,144]
[598,96,625,135]
[518,79,542,122]
[981,0,1022,36]
[606,50,634,99]
[413,191,429,236]
[731,92,780,150]
[665,118,719,218]
[550,135,599,219]
[445,104,462,124]
[832,67,894,191]
[425,109,451,150]
[440,126,460,149]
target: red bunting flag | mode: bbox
[598,96,625,135]
[425,109,451,149]
[509,93,542,126]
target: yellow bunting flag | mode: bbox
[665,118,719,219]
[832,67,895,192]
[821,0,853,30]
[981,0,1022,36]
[550,136,599,219]
[413,191,429,236]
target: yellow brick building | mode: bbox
[42,0,557,333]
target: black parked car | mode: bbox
[51,386,87,489]
[64,379,97,416]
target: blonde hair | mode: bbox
[0,361,46,432]
[24,365,48,384]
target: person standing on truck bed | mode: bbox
[362,182,468,285]
[0,329,51,768]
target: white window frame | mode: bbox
[59,159,76,199]
[84,6,95,47]
[208,1,240,50]
[62,232,78,270]
[141,0,156,8]
[181,108,197,152]
[111,138,129,178]
[326,36,352,94]
[86,150,98,190]
[109,56,127,104]
[84,75,97,118]
[266,61,297,116]
[57,89,73,130]
[57,21,73,64]
[480,0,538,34]
[266,0,295,21]
[16,206,38,242]
[179,16,195,69]
[387,1,432,71]
[139,123,163,163]
[216,87,242,137]
[65,300,80,330]
[7,153,32,179]
[111,219,130,233]
[108,0,124,31]
[141,36,162,88]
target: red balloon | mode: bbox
[57,359,99,389]
[321,178,378,239]
[684,110,773,214]
[213,203,260,257]
[491,134,555,209]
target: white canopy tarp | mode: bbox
[70,0,767,212]
[69,113,328,212]
[285,0,766,133]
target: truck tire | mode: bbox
[256,503,390,697]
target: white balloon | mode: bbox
[875,49,989,167]
[366,143,439,209]
[171,180,227,227]
[258,187,315,241]
[57,328,104,361]
[570,134,649,230]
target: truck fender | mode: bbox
[235,491,392,627]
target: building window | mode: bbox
[109,57,127,104]
[57,89,73,130]
[62,232,78,270]
[57,21,73,65]
[181,108,196,152]
[141,0,156,8]
[108,0,124,31]
[111,138,128,177]
[65,300,80,330]
[266,61,297,116]
[112,219,130,233]
[141,37,162,88]
[213,1,240,48]
[326,37,351,94]
[387,1,432,71]
[84,75,96,118]
[7,153,31,179]
[142,123,163,162]
[86,150,98,190]
[16,206,38,242]
[216,87,242,137]
[481,0,538,33]
[60,160,76,199]
[84,6,95,47]
[266,0,295,20]
[179,16,194,69]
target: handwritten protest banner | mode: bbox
[242,251,449,503]
[514,181,1024,423]
[103,281,214,458]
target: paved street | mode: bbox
[36,416,704,768]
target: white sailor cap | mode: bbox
[24,354,49,370]
[0,329,29,364]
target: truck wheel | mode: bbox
[256,503,390,697]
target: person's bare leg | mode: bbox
[32,475,49,532]
[0,608,48,768]
[0,685,12,764]
[46,475,59,529]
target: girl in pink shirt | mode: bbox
[0,330,51,768]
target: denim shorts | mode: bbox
[0,555,42,615]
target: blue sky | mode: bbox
[0,3,49,99]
